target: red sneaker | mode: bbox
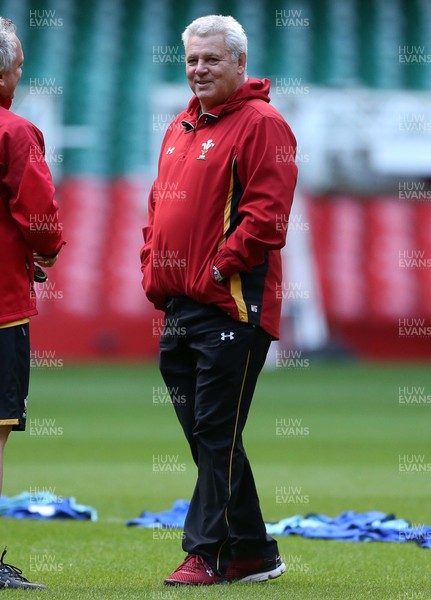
[225,554,286,583]
[164,554,226,586]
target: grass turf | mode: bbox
[2,361,431,598]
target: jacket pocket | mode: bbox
[142,262,167,310]
[191,258,229,305]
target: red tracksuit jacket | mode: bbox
[0,97,64,325]
[141,78,298,339]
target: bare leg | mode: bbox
[0,426,12,496]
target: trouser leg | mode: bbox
[159,333,198,464]
[159,299,278,574]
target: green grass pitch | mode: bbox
[2,360,431,598]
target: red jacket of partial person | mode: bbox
[141,78,298,339]
[0,97,65,324]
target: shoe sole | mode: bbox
[233,561,286,583]
[164,579,227,586]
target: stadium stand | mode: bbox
[3,0,430,359]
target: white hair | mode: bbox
[0,17,17,73]
[182,15,247,60]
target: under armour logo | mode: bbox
[206,567,214,577]
[166,146,175,154]
[220,331,234,341]
[197,139,215,160]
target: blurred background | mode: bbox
[3,0,431,362]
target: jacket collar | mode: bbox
[0,97,12,110]
[181,108,218,132]
[181,77,271,131]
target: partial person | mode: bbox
[0,16,65,590]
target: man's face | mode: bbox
[0,34,24,100]
[185,33,246,113]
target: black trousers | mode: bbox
[159,297,278,574]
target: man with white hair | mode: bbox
[141,14,297,586]
[0,16,64,589]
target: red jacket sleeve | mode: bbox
[213,115,297,278]
[3,121,65,256]
[140,183,155,273]
[140,182,167,310]
[140,121,178,277]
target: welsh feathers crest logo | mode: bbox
[197,139,215,160]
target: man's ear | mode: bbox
[238,52,246,74]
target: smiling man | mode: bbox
[141,15,298,586]
[185,32,247,111]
